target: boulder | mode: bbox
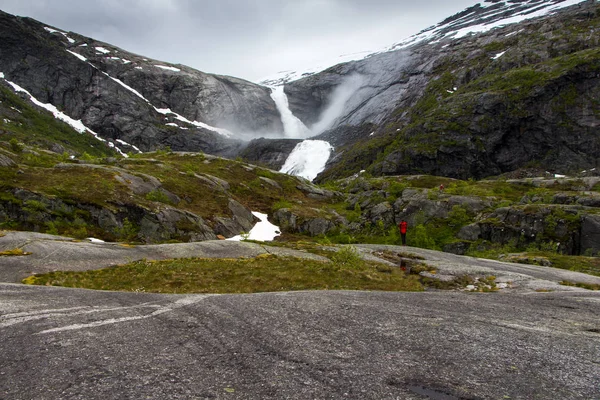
[213,199,256,238]
[368,202,395,227]
[296,182,340,201]
[272,208,298,232]
[301,218,335,236]
[580,215,600,256]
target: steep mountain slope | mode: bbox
[0,10,283,157]
[275,0,600,181]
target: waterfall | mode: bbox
[270,86,311,138]
[280,140,333,181]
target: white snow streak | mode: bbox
[155,65,180,72]
[5,79,90,134]
[280,140,333,181]
[116,139,142,153]
[66,50,87,62]
[64,54,230,138]
[0,74,133,156]
[44,26,75,44]
[492,51,507,60]
[95,47,110,54]
[155,108,233,137]
[227,212,281,242]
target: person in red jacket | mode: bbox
[398,220,408,245]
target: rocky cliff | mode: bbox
[0,10,283,156]
[277,0,600,181]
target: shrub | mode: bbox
[116,218,139,241]
[9,138,23,153]
[24,199,48,213]
[412,224,438,250]
[145,189,171,204]
[272,200,293,211]
[330,245,363,268]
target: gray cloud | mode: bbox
[0,0,479,81]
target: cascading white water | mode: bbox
[270,85,333,181]
[269,86,311,138]
[272,76,363,181]
[280,140,333,181]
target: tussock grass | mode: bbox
[0,248,30,256]
[22,254,423,294]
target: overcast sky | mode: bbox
[0,0,481,82]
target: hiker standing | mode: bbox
[398,220,408,245]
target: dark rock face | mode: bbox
[0,10,283,156]
[238,138,303,170]
[580,215,600,256]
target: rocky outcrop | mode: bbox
[272,208,341,237]
[213,199,256,237]
[238,138,302,170]
[0,187,221,243]
[0,10,283,156]
[580,215,600,256]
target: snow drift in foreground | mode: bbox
[227,212,281,242]
[280,140,333,181]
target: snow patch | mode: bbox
[227,212,281,242]
[155,65,181,72]
[66,50,87,62]
[95,47,110,54]
[492,51,507,60]
[156,108,233,137]
[44,26,75,44]
[280,140,333,181]
[116,139,142,153]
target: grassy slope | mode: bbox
[0,84,118,158]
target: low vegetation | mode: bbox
[0,248,30,256]
[22,253,423,294]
